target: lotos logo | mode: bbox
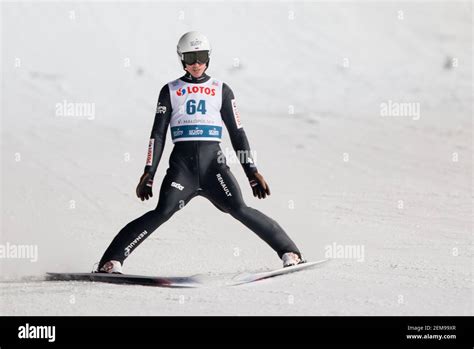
[176,88,187,96]
[176,86,216,97]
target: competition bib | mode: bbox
[168,78,223,142]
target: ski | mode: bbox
[46,272,201,288]
[230,259,330,285]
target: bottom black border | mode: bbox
[0,316,472,347]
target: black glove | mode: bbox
[248,172,271,199]
[136,172,154,201]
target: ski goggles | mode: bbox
[181,51,210,65]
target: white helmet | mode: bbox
[177,31,211,69]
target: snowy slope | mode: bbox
[1,1,472,315]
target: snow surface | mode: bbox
[1,1,472,315]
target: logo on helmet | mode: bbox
[190,39,202,47]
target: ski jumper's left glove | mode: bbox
[136,172,154,201]
[248,172,271,199]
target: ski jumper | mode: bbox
[98,73,301,267]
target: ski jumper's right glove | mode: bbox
[248,172,271,199]
[136,172,154,201]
